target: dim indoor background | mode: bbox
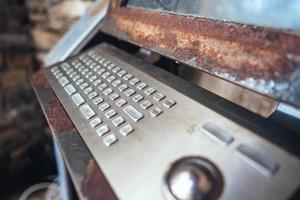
[0,0,93,199]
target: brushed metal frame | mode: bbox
[44,43,300,200]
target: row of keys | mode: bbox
[51,51,177,148]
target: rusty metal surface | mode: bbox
[100,0,300,107]
[31,70,117,200]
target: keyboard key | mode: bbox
[124,89,135,97]
[107,75,116,82]
[136,82,147,90]
[71,93,85,106]
[149,107,163,117]
[103,134,118,146]
[97,125,109,136]
[103,88,113,96]
[90,117,102,127]
[80,104,96,119]
[120,124,134,136]
[144,87,156,95]
[109,93,120,101]
[123,105,144,122]
[97,68,105,75]
[99,103,110,111]
[105,109,117,119]
[79,82,89,89]
[132,94,144,102]
[72,75,80,81]
[93,79,102,86]
[107,63,116,70]
[51,66,58,72]
[112,116,125,127]
[112,66,121,73]
[85,71,93,78]
[88,92,98,99]
[153,92,166,101]
[64,84,76,95]
[118,84,128,91]
[75,78,84,85]
[59,77,69,86]
[116,99,127,107]
[163,99,176,108]
[83,87,93,94]
[55,72,63,79]
[102,72,110,78]
[123,73,133,80]
[112,79,122,87]
[93,97,104,105]
[98,83,107,90]
[140,100,153,109]
[129,77,140,85]
[117,70,126,77]
[93,65,101,71]
[89,75,97,82]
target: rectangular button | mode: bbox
[103,88,113,96]
[88,92,98,99]
[107,75,116,82]
[97,125,109,136]
[109,93,120,101]
[153,92,165,101]
[140,100,152,109]
[93,79,102,86]
[129,78,139,85]
[120,124,134,136]
[112,66,120,73]
[93,97,104,105]
[118,84,128,91]
[117,70,126,77]
[149,107,163,117]
[144,87,156,95]
[132,94,144,103]
[80,104,96,119]
[124,89,135,97]
[123,73,133,80]
[200,122,234,146]
[116,99,127,107]
[75,78,84,85]
[236,144,279,177]
[64,84,76,95]
[123,105,144,122]
[90,117,102,127]
[112,79,122,87]
[103,134,118,147]
[83,87,93,94]
[59,77,69,86]
[71,93,85,106]
[136,82,147,90]
[79,82,89,89]
[105,109,117,119]
[163,99,176,108]
[98,83,107,90]
[112,116,125,127]
[99,103,110,112]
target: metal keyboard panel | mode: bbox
[44,44,300,200]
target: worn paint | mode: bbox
[100,0,300,107]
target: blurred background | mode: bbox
[0,0,93,199]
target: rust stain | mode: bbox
[32,70,50,89]
[44,98,75,133]
[81,160,117,200]
[105,6,300,81]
